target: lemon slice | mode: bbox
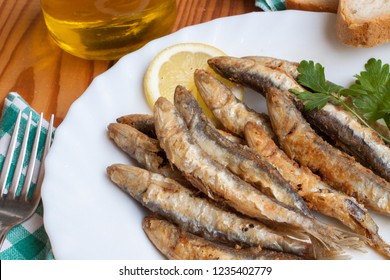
[143,43,244,124]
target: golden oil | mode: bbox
[40,0,176,60]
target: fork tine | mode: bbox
[0,111,22,197]
[20,113,43,201]
[31,114,54,202]
[8,112,33,199]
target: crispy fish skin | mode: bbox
[208,56,390,182]
[244,121,390,258]
[194,69,275,139]
[107,123,185,183]
[266,86,390,216]
[143,215,302,260]
[116,112,245,144]
[107,164,313,257]
[301,104,390,183]
[154,96,364,258]
[174,85,312,217]
[216,129,246,145]
[243,56,300,78]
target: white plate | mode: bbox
[42,11,390,260]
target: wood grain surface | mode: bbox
[0,0,260,126]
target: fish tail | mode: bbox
[308,223,365,259]
[309,237,350,260]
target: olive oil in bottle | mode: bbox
[40,0,177,60]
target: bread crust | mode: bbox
[336,1,390,47]
[285,0,338,13]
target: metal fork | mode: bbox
[0,111,54,248]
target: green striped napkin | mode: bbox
[255,0,286,11]
[0,92,54,260]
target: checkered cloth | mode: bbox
[0,92,54,260]
[255,0,286,11]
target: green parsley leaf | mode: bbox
[341,58,390,126]
[290,89,331,110]
[356,58,389,92]
[296,60,343,95]
[353,91,386,120]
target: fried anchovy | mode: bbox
[107,164,313,258]
[208,56,390,182]
[174,85,311,217]
[154,96,364,259]
[143,215,302,260]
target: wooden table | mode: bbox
[0,0,260,126]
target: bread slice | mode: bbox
[336,0,390,47]
[285,0,338,13]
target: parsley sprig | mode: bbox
[290,59,390,144]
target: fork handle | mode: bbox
[0,225,11,250]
